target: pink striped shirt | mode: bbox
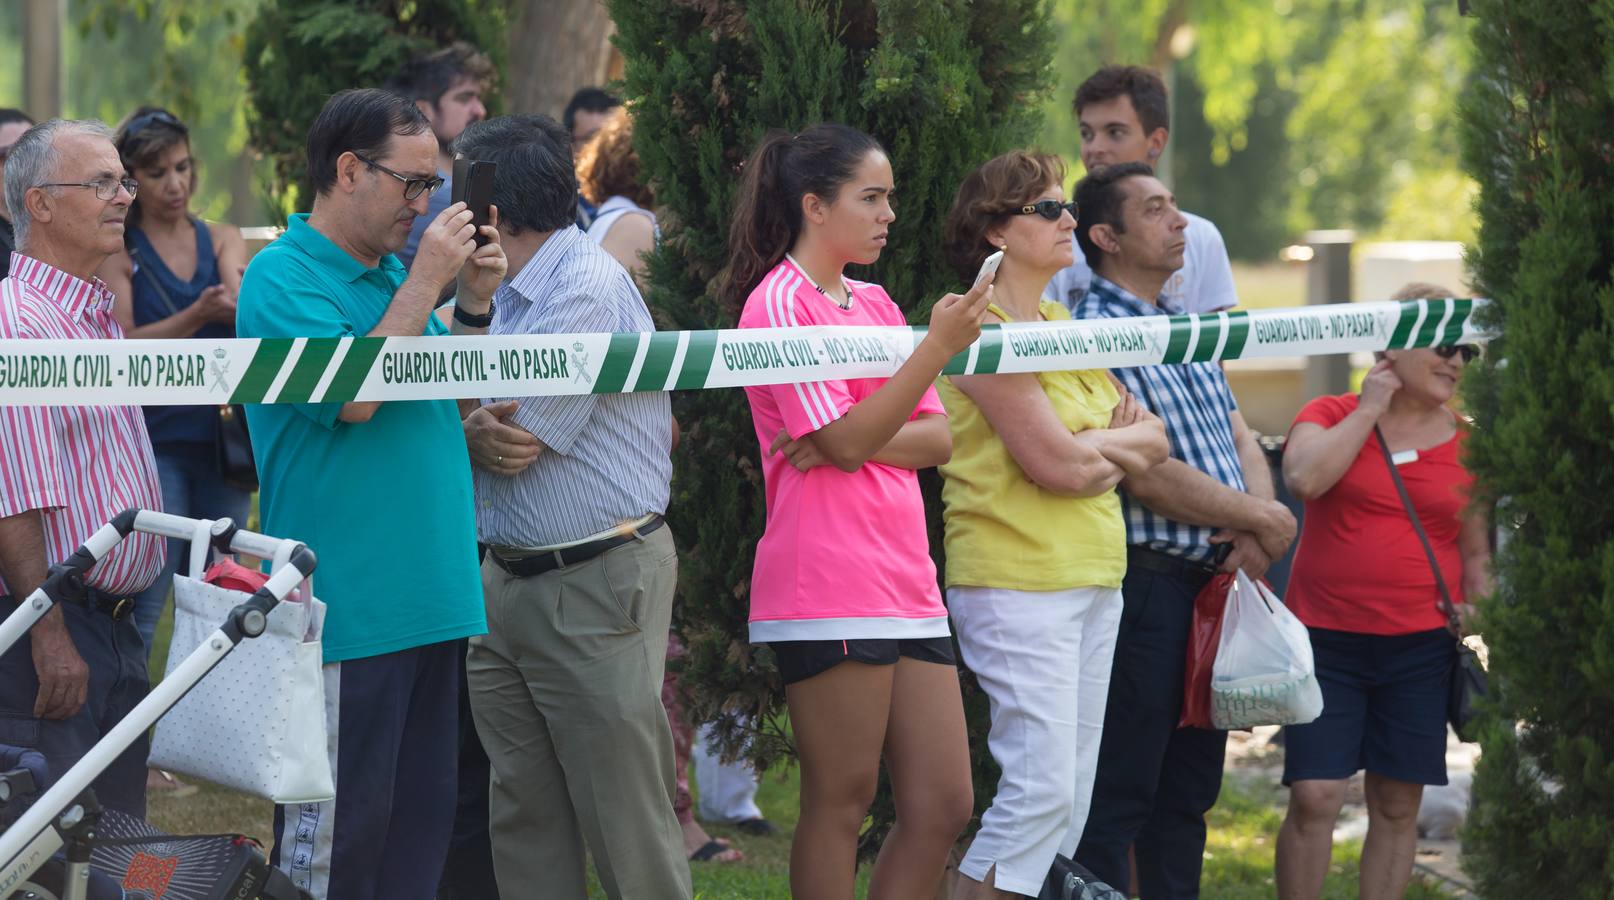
[0,252,164,597]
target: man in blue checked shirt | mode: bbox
[453,115,687,900]
[1068,162,1297,899]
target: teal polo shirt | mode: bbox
[237,214,485,662]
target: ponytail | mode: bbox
[719,123,882,318]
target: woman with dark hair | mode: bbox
[939,152,1168,899]
[1275,282,1490,900]
[726,122,992,899]
[96,106,250,657]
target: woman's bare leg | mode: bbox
[787,661,897,900]
[870,657,975,900]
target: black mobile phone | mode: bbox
[451,158,496,246]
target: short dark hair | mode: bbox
[0,108,34,130]
[383,42,493,106]
[451,115,577,235]
[1074,65,1170,135]
[1074,161,1154,271]
[306,89,432,196]
[562,88,620,134]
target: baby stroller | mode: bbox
[0,509,315,900]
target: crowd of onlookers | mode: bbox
[0,43,1488,900]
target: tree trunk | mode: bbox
[506,0,621,119]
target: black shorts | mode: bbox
[769,636,956,686]
[1282,627,1455,786]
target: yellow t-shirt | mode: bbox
[938,300,1127,591]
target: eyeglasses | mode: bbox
[353,152,443,201]
[38,177,140,201]
[1432,344,1480,363]
[1016,199,1079,221]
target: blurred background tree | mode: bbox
[1042,0,1475,261]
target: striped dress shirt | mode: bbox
[0,253,165,596]
[474,227,672,548]
[1072,274,1247,564]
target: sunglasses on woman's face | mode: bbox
[1432,344,1480,363]
[1016,199,1079,221]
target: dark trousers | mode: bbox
[0,595,148,826]
[437,638,499,900]
[1074,562,1227,899]
[273,640,460,900]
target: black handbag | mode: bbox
[130,242,258,492]
[1374,427,1489,743]
[1040,855,1127,900]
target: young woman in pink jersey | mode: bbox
[722,123,993,900]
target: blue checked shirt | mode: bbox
[474,226,672,548]
[1073,275,1247,563]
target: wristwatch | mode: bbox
[453,300,495,328]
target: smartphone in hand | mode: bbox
[975,249,1004,286]
[452,158,497,246]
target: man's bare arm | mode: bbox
[0,510,89,719]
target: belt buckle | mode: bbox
[105,595,135,619]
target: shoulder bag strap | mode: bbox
[1374,426,1461,635]
[128,242,183,318]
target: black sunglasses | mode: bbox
[353,152,444,201]
[1432,344,1480,363]
[1016,199,1079,221]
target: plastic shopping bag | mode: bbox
[1209,569,1324,730]
[1178,572,1236,729]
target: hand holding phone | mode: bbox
[451,158,497,246]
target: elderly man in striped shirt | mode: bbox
[456,115,688,900]
[0,118,165,823]
[1067,163,1298,899]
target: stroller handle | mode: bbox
[0,511,317,876]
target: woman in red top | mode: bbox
[1273,283,1492,900]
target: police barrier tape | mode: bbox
[0,298,1489,407]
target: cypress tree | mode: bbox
[1458,0,1614,894]
[609,0,1052,844]
[241,0,507,212]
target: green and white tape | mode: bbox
[0,298,1489,407]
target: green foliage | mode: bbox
[0,1,267,225]
[1457,0,1614,895]
[611,0,1052,848]
[240,0,508,214]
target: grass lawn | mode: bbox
[1230,261,1308,310]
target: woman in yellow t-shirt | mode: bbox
[940,152,1169,900]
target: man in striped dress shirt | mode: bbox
[455,116,688,899]
[1067,163,1297,898]
[0,118,164,823]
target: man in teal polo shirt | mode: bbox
[236,89,505,900]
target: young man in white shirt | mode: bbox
[1048,65,1239,316]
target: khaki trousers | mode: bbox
[467,526,690,900]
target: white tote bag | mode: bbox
[1209,569,1325,730]
[149,538,334,804]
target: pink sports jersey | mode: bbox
[739,257,948,642]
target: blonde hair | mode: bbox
[1390,281,1457,302]
[575,108,653,209]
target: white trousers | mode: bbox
[693,724,764,823]
[950,584,1124,897]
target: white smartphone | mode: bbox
[974,249,1004,286]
